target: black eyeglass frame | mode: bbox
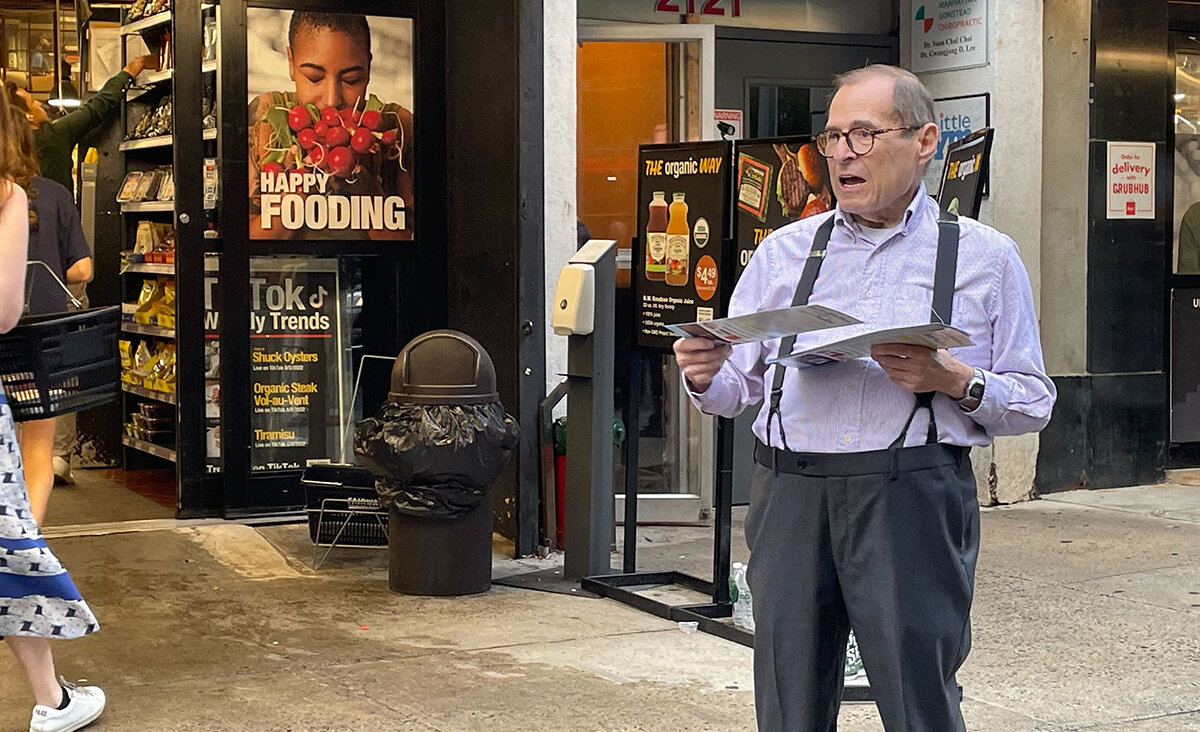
[813,125,924,158]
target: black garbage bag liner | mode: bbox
[354,401,519,517]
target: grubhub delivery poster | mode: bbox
[247,10,414,240]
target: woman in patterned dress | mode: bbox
[0,89,104,732]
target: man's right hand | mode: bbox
[673,337,733,393]
[124,54,161,78]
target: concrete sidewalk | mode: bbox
[1,484,1198,731]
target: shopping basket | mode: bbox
[0,262,120,422]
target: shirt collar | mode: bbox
[832,183,935,239]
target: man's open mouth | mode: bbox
[838,175,867,189]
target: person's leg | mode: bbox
[52,411,75,485]
[19,418,58,525]
[5,636,63,708]
[745,464,849,732]
[51,282,89,486]
[834,453,979,732]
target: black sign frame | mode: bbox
[936,127,994,219]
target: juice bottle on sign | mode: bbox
[665,193,690,287]
[645,191,668,280]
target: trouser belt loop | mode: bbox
[887,444,900,481]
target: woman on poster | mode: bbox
[247,11,414,241]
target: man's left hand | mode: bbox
[870,344,974,397]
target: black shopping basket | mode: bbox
[0,262,120,422]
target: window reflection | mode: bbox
[1175,50,1200,273]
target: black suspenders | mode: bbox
[765,208,960,454]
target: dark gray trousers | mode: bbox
[745,443,980,732]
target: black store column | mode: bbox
[444,0,545,555]
[1085,0,1170,487]
[174,0,215,514]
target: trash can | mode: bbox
[354,330,519,596]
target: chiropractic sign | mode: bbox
[911,0,988,73]
[1106,141,1155,220]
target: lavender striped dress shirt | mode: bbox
[687,187,1056,452]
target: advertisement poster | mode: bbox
[924,94,990,195]
[733,137,834,282]
[246,10,415,240]
[204,258,347,473]
[634,141,731,350]
[1106,141,1155,220]
[937,128,993,219]
[203,257,221,474]
[911,0,988,74]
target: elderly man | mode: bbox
[674,65,1055,731]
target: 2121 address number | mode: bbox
[656,0,742,17]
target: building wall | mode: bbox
[545,0,577,399]
[1041,0,1091,378]
[1037,0,1171,492]
[900,0,1047,503]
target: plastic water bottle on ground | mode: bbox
[844,629,865,680]
[731,562,754,631]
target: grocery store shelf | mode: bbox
[119,135,172,151]
[120,129,214,152]
[139,68,173,85]
[123,436,176,462]
[122,322,175,339]
[121,262,175,275]
[122,383,177,405]
[121,200,174,213]
[120,10,171,35]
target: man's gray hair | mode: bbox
[832,65,935,130]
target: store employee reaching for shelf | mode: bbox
[6,54,156,485]
[5,54,160,193]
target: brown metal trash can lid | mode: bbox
[388,329,499,405]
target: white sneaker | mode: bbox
[52,457,74,486]
[29,679,105,732]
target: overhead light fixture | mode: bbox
[47,0,80,109]
[1176,93,1188,101]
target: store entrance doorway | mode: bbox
[577,23,716,525]
[1168,30,1200,472]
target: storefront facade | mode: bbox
[62,0,548,551]
[550,0,1059,522]
[44,0,1195,554]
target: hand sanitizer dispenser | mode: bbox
[552,263,595,336]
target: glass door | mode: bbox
[577,23,716,524]
[1171,42,1200,461]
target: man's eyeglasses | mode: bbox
[813,126,922,158]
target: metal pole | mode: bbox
[564,241,615,580]
[622,348,642,574]
[712,416,735,604]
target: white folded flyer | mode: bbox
[666,304,861,344]
[767,323,974,369]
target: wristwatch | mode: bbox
[956,368,986,412]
